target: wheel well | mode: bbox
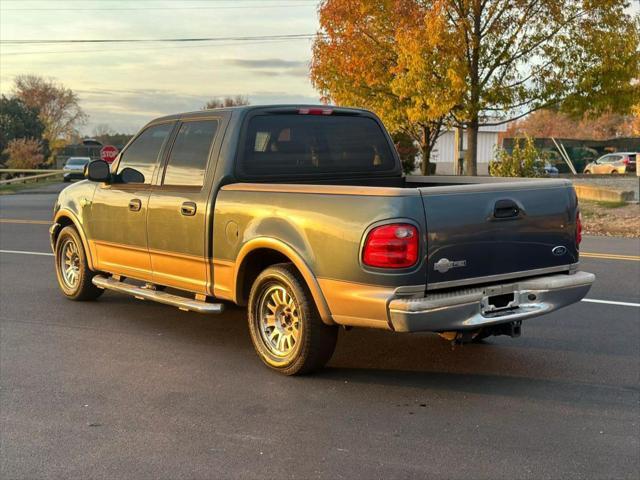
[236,248,292,305]
[54,216,75,242]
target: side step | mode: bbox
[92,275,224,314]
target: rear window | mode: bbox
[238,114,396,177]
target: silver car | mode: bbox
[584,152,637,175]
[62,157,91,182]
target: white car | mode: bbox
[584,152,637,175]
[62,157,91,182]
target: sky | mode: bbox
[0,0,322,134]
[2,1,639,136]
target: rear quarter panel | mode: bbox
[212,187,428,328]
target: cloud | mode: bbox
[224,58,308,69]
[223,58,309,77]
[76,88,321,134]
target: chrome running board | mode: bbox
[92,275,224,314]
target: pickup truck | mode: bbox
[51,105,595,375]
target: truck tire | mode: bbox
[54,226,103,301]
[248,263,338,375]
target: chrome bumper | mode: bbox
[388,271,595,333]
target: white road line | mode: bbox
[581,299,640,308]
[0,249,53,257]
[0,249,638,308]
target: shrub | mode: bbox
[3,138,45,169]
[490,135,546,178]
[392,131,419,174]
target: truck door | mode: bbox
[147,118,222,294]
[89,122,174,280]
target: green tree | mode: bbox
[0,95,45,162]
[490,136,546,177]
[13,75,87,162]
[442,0,639,175]
[392,131,420,174]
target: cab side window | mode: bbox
[162,120,219,187]
[117,123,174,184]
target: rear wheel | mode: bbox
[54,226,103,301]
[611,170,618,175]
[248,263,338,375]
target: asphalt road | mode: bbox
[1,184,639,479]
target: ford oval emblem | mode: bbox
[552,246,567,256]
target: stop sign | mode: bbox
[100,145,119,164]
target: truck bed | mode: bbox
[217,175,579,293]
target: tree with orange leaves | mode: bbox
[311,0,464,174]
[312,0,639,176]
[630,105,640,137]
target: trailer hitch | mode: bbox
[446,320,523,348]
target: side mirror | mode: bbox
[119,167,145,184]
[86,160,111,183]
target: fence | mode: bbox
[0,169,64,186]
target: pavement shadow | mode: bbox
[39,293,638,410]
[315,366,638,409]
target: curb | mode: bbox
[573,184,635,203]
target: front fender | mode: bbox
[52,181,97,270]
[53,209,96,271]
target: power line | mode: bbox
[1,34,319,45]
[0,2,317,11]
[0,37,314,57]
[0,0,316,2]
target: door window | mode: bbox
[117,123,173,184]
[600,155,621,164]
[162,120,219,187]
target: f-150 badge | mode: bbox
[434,258,467,273]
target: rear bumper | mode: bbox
[388,271,595,333]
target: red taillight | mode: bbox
[298,107,333,115]
[623,157,629,165]
[362,223,419,268]
[576,211,582,247]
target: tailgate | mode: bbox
[419,180,579,290]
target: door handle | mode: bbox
[493,199,520,219]
[128,198,142,212]
[181,202,197,216]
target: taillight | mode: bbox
[298,107,333,115]
[623,157,629,165]
[576,211,582,248]
[362,223,419,268]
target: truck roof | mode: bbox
[150,104,372,123]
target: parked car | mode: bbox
[62,157,91,182]
[50,106,594,375]
[542,161,559,176]
[583,152,637,175]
